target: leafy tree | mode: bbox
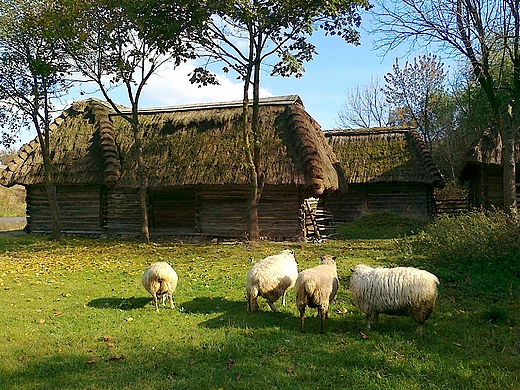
[58,0,210,243]
[383,54,450,148]
[195,0,371,241]
[0,0,72,240]
[373,0,520,213]
[336,76,388,128]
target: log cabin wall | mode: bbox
[326,183,434,222]
[105,188,141,235]
[148,185,302,240]
[26,185,104,234]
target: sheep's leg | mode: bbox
[267,301,279,312]
[319,308,326,334]
[299,307,306,333]
[153,294,159,311]
[366,313,371,329]
[281,291,287,306]
[162,294,167,306]
[168,294,174,309]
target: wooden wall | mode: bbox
[468,165,504,210]
[326,183,435,222]
[25,185,304,239]
[26,185,104,233]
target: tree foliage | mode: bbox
[372,0,520,213]
[0,0,73,239]
[384,54,450,148]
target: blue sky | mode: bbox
[7,14,416,150]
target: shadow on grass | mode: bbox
[181,296,352,334]
[88,296,151,310]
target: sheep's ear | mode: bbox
[350,268,354,272]
[332,256,337,261]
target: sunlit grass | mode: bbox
[0,233,518,389]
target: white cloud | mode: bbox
[139,60,273,107]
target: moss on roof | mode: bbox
[325,128,444,187]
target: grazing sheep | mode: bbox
[350,264,439,332]
[246,249,298,312]
[295,255,339,334]
[142,262,178,311]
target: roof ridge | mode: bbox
[113,95,303,115]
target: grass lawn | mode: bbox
[0,234,518,389]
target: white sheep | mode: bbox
[245,249,298,312]
[350,264,439,332]
[295,255,339,334]
[142,261,178,311]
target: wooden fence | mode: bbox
[435,198,470,216]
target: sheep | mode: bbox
[295,255,339,334]
[350,264,439,333]
[245,249,298,312]
[142,261,178,311]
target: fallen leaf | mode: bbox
[106,342,115,348]
[86,358,97,364]
[236,373,242,380]
[107,355,125,361]
[227,358,235,369]
[102,335,111,342]
[360,331,369,339]
[53,311,64,316]
[287,368,295,374]
[18,355,26,361]
[39,318,45,324]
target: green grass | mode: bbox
[336,211,427,239]
[0,231,518,389]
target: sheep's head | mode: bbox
[320,255,336,265]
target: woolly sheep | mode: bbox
[245,249,298,312]
[142,261,178,311]
[350,264,439,332]
[295,255,339,334]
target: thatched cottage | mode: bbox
[0,95,339,240]
[324,128,445,221]
[460,130,520,210]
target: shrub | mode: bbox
[401,210,520,296]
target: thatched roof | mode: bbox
[0,95,339,194]
[463,129,520,166]
[325,128,445,188]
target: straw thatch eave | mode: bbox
[0,98,120,188]
[325,128,444,188]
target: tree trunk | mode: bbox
[502,128,517,214]
[45,180,61,240]
[39,128,61,240]
[132,116,150,244]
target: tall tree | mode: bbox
[336,76,388,128]
[373,0,520,213]
[195,0,371,241]
[0,0,72,240]
[383,54,449,148]
[58,0,209,243]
